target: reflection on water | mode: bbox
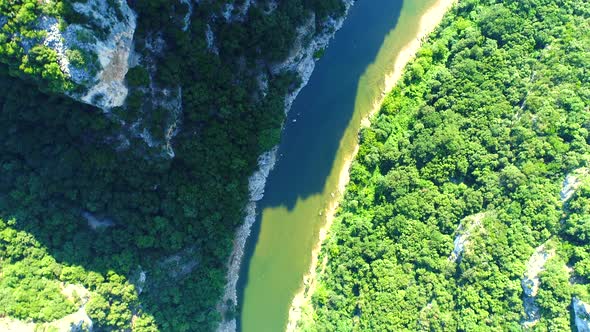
[238,1,439,331]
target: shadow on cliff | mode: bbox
[237,0,404,329]
[0,0,406,330]
[0,63,227,330]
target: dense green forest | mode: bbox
[305,0,590,330]
[0,0,345,331]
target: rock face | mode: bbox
[573,297,590,332]
[34,0,137,110]
[521,243,555,327]
[128,31,183,158]
[29,0,183,157]
[448,213,484,263]
[561,168,588,202]
[83,211,115,230]
[74,0,137,109]
[205,24,218,54]
[223,0,254,22]
[38,16,73,77]
[130,267,147,295]
[179,0,193,31]
[561,173,581,202]
[216,147,278,332]
[159,246,199,280]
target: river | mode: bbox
[237,1,446,331]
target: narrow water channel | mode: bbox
[238,1,441,331]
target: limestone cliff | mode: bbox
[1,0,181,157]
[574,297,590,332]
[11,0,137,110]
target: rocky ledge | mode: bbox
[25,0,137,110]
[4,0,181,158]
[574,297,590,332]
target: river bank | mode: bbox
[286,0,457,329]
[215,2,355,331]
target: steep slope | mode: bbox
[0,0,136,108]
[0,0,182,157]
[0,0,350,331]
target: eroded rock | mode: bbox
[521,242,555,327]
[573,297,590,332]
[179,0,193,31]
[83,211,115,230]
[160,247,199,280]
[205,24,218,54]
[30,0,137,110]
[448,213,485,263]
[74,0,137,109]
[560,168,589,202]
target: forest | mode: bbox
[303,0,590,330]
[0,0,346,331]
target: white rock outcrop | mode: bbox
[205,24,218,54]
[74,0,137,109]
[31,0,137,110]
[130,267,147,295]
[521,243,555,327]
[561,173,581,202]
[561,168,588,202]
[39,16,71,77]
[573,297,590,332]
[180,0,193,31]
[129,31,183,158]
[222,3,235,21]
[83,211,115,230]
[222,0,255,22]
[138,270,147,293]
[448,213,484,263]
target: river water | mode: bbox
[237,1,440,331]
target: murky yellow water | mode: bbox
[240,1,441,331]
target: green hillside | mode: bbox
[307,0,590,330]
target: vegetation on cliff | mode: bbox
[306,0,590,330]
[0,0,347,331]
[0,0,72,91]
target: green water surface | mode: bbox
[239,1,441,331]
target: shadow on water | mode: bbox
[263,1,404,210]
[237,0,405,331]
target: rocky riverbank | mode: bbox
[215,1,355,331]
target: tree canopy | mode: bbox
[0,0,347,331]
[303,0,590,330]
